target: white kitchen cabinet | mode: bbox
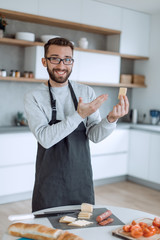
[81,0,122,31]
[38,0,82,23]
[128,130,150,180]
[120,9,150,57]
[90,129,129,180]
[148,133,160,184]
[0,132,37,202]
[92,154,128,180]
[77,51,121,84]
[0,0,38,14]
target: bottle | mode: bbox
[132,109,138,124]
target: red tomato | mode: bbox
[132,220,137,226]
[153,217,160,228]
[131,227,143,238]
[131,224,142,231]
[139,222,148,230]
[148,226,157,235]
[123,225,132,232]
[153,226,160,234]
[143,227,156,237]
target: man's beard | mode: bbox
[47,66,72,84]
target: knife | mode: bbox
[8,209,80,221]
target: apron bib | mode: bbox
[32,80,94,212]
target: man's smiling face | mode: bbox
[43,45,73,87]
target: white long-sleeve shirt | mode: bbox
[24,81,117,149]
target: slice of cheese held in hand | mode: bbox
[81,203,93,213]
[78,211,92,219]
[118,87,127,99]
[68,220,93,227]
[59,216,77,223]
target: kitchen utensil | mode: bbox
[15,32,35,41]
[130,109,138,124]
[40,35,60,42]
[8,209,81,221]
[150,110,160,125]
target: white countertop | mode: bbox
[3,205,157,240]
[118,122,160,133]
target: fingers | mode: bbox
[118,96,129,115]
[92,94,108,108]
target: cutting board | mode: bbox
[48,207,124,230]
[112,218,160,240]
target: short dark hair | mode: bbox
[44,37,74,57]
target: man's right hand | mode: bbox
[77,94,108,119]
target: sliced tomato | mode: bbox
[139,222,148,230]
[148,226,157,235]
[153,217,160,228]
[131,227,143,238]
[131,224,142,231]
[153,226,160,234]
[143,227,156,237]
[131,220,137,226]
[123,225,132,232]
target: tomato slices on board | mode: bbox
[122,217,160,238]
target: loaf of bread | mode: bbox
[8,222,83,240]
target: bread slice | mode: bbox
[59,216,77,223]
[68,220,93,227]
[78,211,92,219]
[81,203,93,213]
[118,87,127,99]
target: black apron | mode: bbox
[32,80,94,212]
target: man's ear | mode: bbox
[42,58,47,67]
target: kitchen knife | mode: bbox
[8,209,80,221]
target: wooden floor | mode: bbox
[1,181,160,239]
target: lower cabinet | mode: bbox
[90,129,129,180]
[128,129,160,184]
[0,132,37,203]
[91,154,128,180]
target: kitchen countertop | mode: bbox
[0,122,160,134]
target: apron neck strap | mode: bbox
[48,80,78,122]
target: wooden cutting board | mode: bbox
[112,218,160,240]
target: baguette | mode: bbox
[8,222,83,240]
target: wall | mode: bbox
[0,19,132,126]
[133,14,160,124]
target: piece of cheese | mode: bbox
[118,87,127,99]
[59,216,77,223]
[78,211,92,219]
[68,220,93,227]
[81,203,93,213]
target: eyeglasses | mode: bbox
[46,57,74,65]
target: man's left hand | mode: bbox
[107,95,129,123]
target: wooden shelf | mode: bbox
[0,38,149,60]
[0,8,121,36]
[0,77,147,88]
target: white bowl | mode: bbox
[40,35,60,43]
[15,32,35,41]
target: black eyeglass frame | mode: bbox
[46,57,74,65]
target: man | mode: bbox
[24,37,129,212]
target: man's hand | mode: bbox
[107,95,129,123]
[77,94,108,119]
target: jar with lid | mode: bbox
[29,71,34,78]
[1,69,7,77]
[78,37,89,49]
[10,70,16,77]
[23,71,29,78]
[15,70,21,77]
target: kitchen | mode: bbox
[0,0,160,239]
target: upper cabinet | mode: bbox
[38,0,82,23]
[120,9,150,57]
[81,0,122,31]
[0,0,38,15]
